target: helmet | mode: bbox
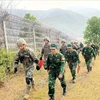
[61,39,66,43]
[17,38,26,46]
[44,36,50,42]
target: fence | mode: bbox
[0,11,71,53]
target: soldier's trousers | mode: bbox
[68,62,77,79]
[48,71,66,97]
[85,58,92,71]
[24,66,34,92]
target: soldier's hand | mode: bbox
[40,57,42,60]
[36,65,40,70]
[47,70,50,74]
[58,74,63,79]
[14,68,17,73]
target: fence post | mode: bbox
[33,27,36,51]
[3,21,8,52]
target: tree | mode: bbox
[24,13,37,22]
[83,16,100,44]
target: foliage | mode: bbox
[0,49,15,82]
[84,16,100,45]
[24,13,37,22]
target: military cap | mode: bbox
[67,44,72,48]
[44,36,50,42]
[50,43,57,49]
[17,38,26,46]
[61,39,66,43]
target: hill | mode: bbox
[10,8,100,40]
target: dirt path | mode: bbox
[0,55,100,100]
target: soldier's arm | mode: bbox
[14,52,20,66]
[29,49,39,64]
[47,55,50,70]
[75,51,80,64]
[82,47,85,56]
[41,47,44,57]
[60,55,65,75]
[14,52,20,73]
[92,48,96,58]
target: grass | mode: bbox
[0,54,100,100]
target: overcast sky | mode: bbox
[16,0,100,10]
[1,0,100,10]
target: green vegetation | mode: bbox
[24,13,37,22]
[84,16,100,44]
[0,49,15,83]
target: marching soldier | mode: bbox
[82,42,95,73]
[14,38,40,100]
[40,36,51,70]
[60,39,67,56]
[65,44,80,83]
[47,44,67,100]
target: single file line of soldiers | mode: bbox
[14,37,99,100]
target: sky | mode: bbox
[1,0,100,10]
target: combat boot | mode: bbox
[24,90,30,100]
[63,87,66,96]
[72,78,76,83]
[49,96,54,100]
[24,86,30,100]
[90,67,92,71]
[24,94,29,100]
[32,84,36,91]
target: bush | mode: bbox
[0,49,15,83]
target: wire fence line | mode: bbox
[0,11,71,53]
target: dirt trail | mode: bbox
[0,55,100,100]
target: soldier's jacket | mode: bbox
[72,44,78,51]
[91,44,96,52]
[60,45,67,56]
[41,44,51,57]
[47,52,65,74]
[82,47,95,59]
[95,45,99,51]
[15,47,38,70]
[65,49,80,64]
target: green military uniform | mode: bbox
[41,37,51,69]
[95,45,99,57]
[82,43,95,72]
[65,44,80,82]
[14,38,39,96]
[47,44,66,100]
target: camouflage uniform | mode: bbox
[82,44,95,72]
[47,44,66,100]
[65,44,80,82]
[41,37,51,69]
[60,39,67,56]
[14,38,39,96]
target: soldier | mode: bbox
[95,44,99,57]
[40,36,51,70]
[65,44,80,83]
[71,42,78,51]
[60,39,67,56]
[14,38,40,100]
[82,42,95,73]
[47,44,66,100]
